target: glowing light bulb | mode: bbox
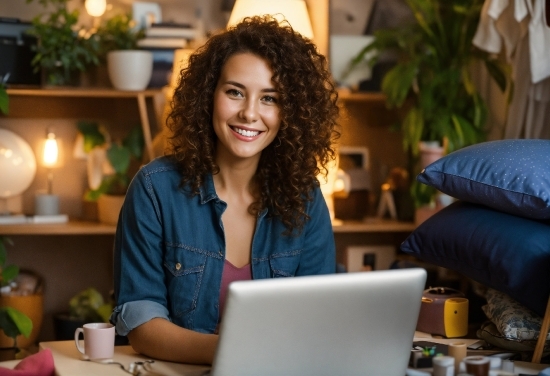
[85,0,107,17]
[43,132,59,167]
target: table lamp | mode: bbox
[227,0,314,39]
[34,130,68,222]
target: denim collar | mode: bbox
[199,173,268,218]
[199,173,218,204]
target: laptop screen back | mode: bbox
[211,268,427,376]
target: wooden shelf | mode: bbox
[333,217,415,233]
[6,87,165,161]
[6,87,162,98]
[0,218,413,236]
[337,89,386,103]
[0,220,116,235]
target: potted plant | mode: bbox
[53,287,112,341]
[94,12,152,91]
[76,121,144,224]
[0,237,42,358]
[25,0,100,86]
[345,0,510,209]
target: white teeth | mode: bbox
[234,128,260,137]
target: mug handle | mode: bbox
[74,327,85,355]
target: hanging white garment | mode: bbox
[473,0,504,53]
[527,0,550,83]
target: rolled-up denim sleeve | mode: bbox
[110,300,170,336]
[112,166,171,336]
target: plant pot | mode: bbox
[0,293,43,349]
[107,50,153,91]
[97,194,125,225]
[53,313,89,341]
[419,141,445,169]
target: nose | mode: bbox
[239,99,258,123]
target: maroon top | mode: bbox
[218,259,252,320]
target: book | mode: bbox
[146,23,197,39]
[137,37,188,49]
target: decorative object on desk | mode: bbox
[25,0,101,86]
[34,130,68,223]
[53,287,112,341]
[416,287,469,338]
[344,0,510,209]
[227,0,314,39]
[463,355,490,376]
[0,129,36,224]
[448,341,467,375]
[432,355,454,376]
[0,237,44,353]
[76,121,144,224]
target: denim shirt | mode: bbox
[110,156,336,336]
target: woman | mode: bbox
[110,15,340,365]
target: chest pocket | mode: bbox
[269,250,302,277]
[164,245,207,319]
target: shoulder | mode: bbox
[140,155,179,175]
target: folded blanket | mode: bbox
[0,349,54,376]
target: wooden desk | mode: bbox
[37,341,211,375]
[0,340,547,375]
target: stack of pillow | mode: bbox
[400,139,550,351]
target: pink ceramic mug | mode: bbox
[74,323,115,360]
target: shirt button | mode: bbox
[175,263,181,270]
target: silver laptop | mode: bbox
[210,268,427,376]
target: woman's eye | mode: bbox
[226,89,243,97]
[262,95,278,104]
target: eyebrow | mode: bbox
[225,80,278,93]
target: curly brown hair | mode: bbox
[166,15,340,235]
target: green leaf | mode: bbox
[123,126,145,160]
[382,61,418,107]
[107,143,131,175]
[0,307,33,342]
[77,121,106,152]
[2,265,19,286]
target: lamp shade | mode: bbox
[0,129,36,199]
[227,0,314,39]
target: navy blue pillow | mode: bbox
[417,139,550,219]
[401,201,550,317]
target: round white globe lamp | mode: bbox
[0,129,37,220]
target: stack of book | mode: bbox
[137,22,197,49]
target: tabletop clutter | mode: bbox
[409,342,549,376]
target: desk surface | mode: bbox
[38,341,211,376]
[0,339,547,375]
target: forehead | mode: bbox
[220,53,276,84]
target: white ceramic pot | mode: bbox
[97,194,125,225]
[419,141,445,169]
[107,50,153,91]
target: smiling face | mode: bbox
[212,53,281,165]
